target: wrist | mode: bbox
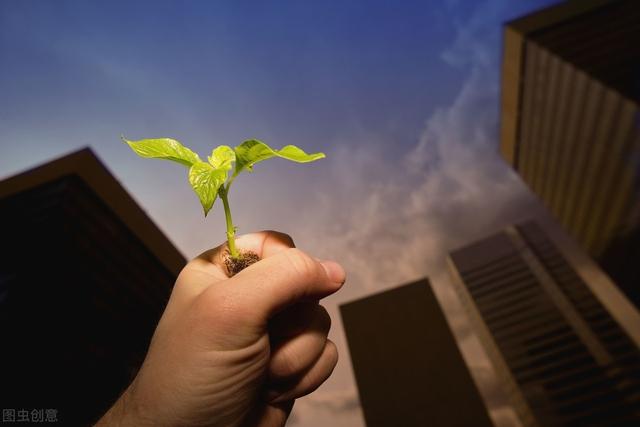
[95,384,148,427]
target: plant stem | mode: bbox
[218,185,239,258]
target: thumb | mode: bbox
[229,248,345,323]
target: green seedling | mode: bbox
[123,137,325,275]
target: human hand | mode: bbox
[96,231,345,427]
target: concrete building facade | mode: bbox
[448,221,640,426]
[499,0,640,307]
[340,280,494,427]
[0,148,185,425]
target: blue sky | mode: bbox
[1,1,466,160]
[0,1,560,426]
[0,0,557,254]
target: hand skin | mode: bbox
[95,231,345,427]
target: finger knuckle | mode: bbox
[264,230,296,248]
[315,305,332,334]
[326,340,339,367]
[284,248,319,282]
[279,345,301,377]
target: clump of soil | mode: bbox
[225,251,261,276]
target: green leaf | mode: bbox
[233,139,325,176]
[208,145,235,171]
[123,137,201,167]
[188,162,227,216]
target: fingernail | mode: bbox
[320,260,346,285]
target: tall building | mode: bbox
[340,280,494,427]
[448,221,640,426]
[499,0,640,306]
[0,148,185,425]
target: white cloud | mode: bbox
[285,1,547,425]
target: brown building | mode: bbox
[448,221,640,426]
[0,148,185,425]
[499,0,640,306]
[340,280,494,427]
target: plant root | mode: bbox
[225,251,260,277]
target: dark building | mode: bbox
[448,221,640,426]
[340,280,494,427]
[499,0,640,307]
[0,148,185,425]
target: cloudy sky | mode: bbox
[0,0,561,425]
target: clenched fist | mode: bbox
[96,231,345,427]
